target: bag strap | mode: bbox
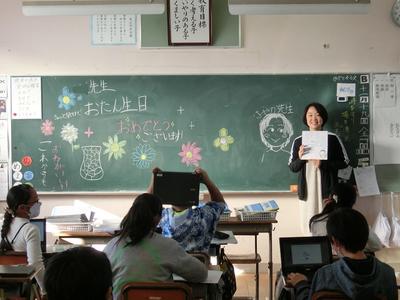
[0,236,14,251]
[11,222,29,244]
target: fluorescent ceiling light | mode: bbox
[228,0,370,15]
[22,0,165,16]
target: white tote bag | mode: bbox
[390,192,400,247]
[372,194,391,247]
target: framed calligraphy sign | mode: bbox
[167,0,212,46]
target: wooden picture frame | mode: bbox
[167,0,212,46]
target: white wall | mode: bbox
[1,0,400,267]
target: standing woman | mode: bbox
[0,184,46,297]
[288,103,349,234]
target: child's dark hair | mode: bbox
[302,102,328,128]
[116,193,163,247]
[45,246,112,300]
[309,182,356,231]
[0,184,33,251]
[327,208,369,253]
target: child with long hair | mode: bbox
[103,193,207,299]
[0,184,45,296]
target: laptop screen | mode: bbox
[30,218,46,252]
[154,171,200,206]
[280,236,332,276]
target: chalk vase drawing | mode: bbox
[80,146,104,181]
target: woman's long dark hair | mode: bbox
[309,182,357,231]
[116,193,162,247]
[1,184,33,251]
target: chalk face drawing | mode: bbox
[102,135,127,161]
[80,146,104,181]
[178,142,202,167]
[58,86,82,110]
[132,144,156,169]
[41,119,55,136]
[259,113,293,154]
[60,123,79,151]
[213,128,234,152]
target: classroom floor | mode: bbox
[234,272,271,300]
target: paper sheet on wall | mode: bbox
[372,75,396,108]
[0,163,9,200]
[372,74,400,164]
[11,77,42,119]
[91,15,136,45]
[301,131,328,160]
[354,166,380,197]
[0,75,8,99]
[337,83,356,97]
[0,120,8,161]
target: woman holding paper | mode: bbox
[288,102,349,234]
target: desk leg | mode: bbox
[268,230,273,300]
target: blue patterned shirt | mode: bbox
[158,202,226,252]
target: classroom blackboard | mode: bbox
[11,74,370,192]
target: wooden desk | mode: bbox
[0,266,42,299]
[55,230,113,245]
[56,217,277,300]
[217,217,277,300]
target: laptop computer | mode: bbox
[30,218,46,253]
[280,236,332,280]
[153,171,200,206]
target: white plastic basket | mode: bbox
[51,222,93,232]
[219,212,231,221]
[236,209,277,221]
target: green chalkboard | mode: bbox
[11,75,370,192]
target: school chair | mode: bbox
[121,281,193,300]
[0,251,41,300]
[0,251,27,265]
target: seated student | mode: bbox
[309,182,382,253]
[44,246,112,300]
[0,184,46,297]
[286,208,397,300]
[148,167,226,253]
[103,193,207,300]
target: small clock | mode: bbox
[392,0,400,26]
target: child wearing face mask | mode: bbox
[0,184,46,297]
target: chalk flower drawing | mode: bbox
[213,128,234,152]
[179,142,202,167]
[60,123,79,151]
[41,119,55,136]
[58,86,82,110]
[103,135,127,160]
[132,144,156,169]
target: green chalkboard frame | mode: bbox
[10,74,370,192]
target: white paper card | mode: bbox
[354,166,380,197]
[11,77,42,119]
[301,131,328,160]
[0,120,8,161]
[337,83,356,97]
[173,270,222,284]
[0,163,8,200]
